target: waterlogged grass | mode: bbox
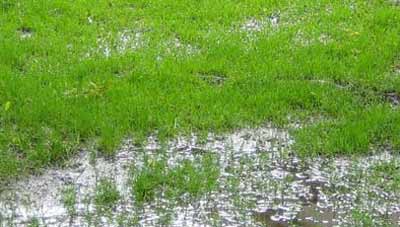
[0,1,400,181]
[27,218,40,227]
[61,185,77,217]
[352,209,393,227]
[132,154,219,203]
[94,179,121,211]
[371,160,400,191]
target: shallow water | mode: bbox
[1,126,400,226]
[17,27,33,39]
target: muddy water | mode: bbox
[1,126,400,226]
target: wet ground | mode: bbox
[1,126,400,226]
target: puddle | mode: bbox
[393,61,400,76]
[294,30,334,47]
[241,14,279,33]
[163,37,200,57]
[17,27,33,39]
[384,91,400,106]
[195,70,227,86]
[238,13,281,41]
[85,27,148,58]
[1,126,400,226]
[85,30,200,60]
[390,0,400,6]
[254,204,334,227]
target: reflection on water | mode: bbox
[0,126,400,226]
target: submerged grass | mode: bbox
[94,178,121,211]
[61,185,77,217]
[371,160,400,191]
[132,154,219,203]
[0,0,400,181]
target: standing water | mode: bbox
[1,126,400,226]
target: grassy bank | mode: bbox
[1,0,400,181]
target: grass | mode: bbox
[27,218,40,227]
[371,160,400,191]
[352,209,393,227]
[132,154,219,203]
[352,210,375,227]
[294,106,400,156]
[0,0,400,182]
[94,178,121,211]
[61,185,77,217]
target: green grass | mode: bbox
[371,160,400,191]
[0,0,400,182]
[132,154,219,203]
[27,218,40,227]
[94,178,121,211]
[294,106,400,156]
[351,209,393,227]
[61,185,77,216]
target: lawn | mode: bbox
[1,0,399,182]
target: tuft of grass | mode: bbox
[132,154,219,203]
[132,158,166,203]
[27,218,40,227]
[371,160,400,191]
[351,209,392,227]
[61,185,77,216]
[352,210,375,227]
[94,178,120,211]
